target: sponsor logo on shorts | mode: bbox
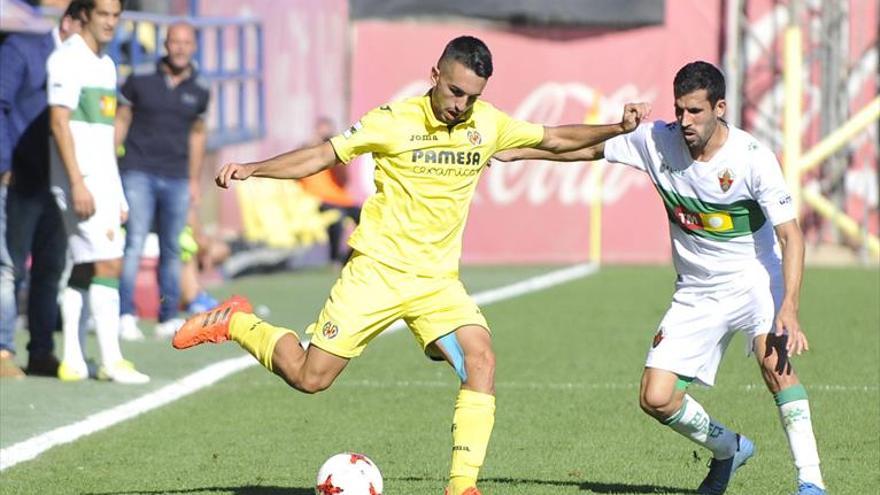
[106,229,115,241]
[652,328,664,348]
[322,321,339,339]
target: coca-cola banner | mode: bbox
[347,1,723,263]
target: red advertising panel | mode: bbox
[347,1,724,263]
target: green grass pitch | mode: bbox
[1,265,877,494]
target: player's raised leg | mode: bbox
[640,368,752,495]
[432,325,495,495]
[754,334,825,494]
[174,295,350,392]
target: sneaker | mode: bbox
[172,295,252,350]
[697,434,755,495]
[796,482,826,495]
[27,353,60,377]
[100,359,150,384]
[119,314,145,341]
[154,318,185,339]
[58,360,89,382]
[186,291,219,314]
[0,350,25,379]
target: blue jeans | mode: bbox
[119,170,190,322]
[1,186,67,356]
[0,184,15,353]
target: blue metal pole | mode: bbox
[256,23,265,137]
[217,27,226,135]
[237,25,246,132]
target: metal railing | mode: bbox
[39,7,266,151]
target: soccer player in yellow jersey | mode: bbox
[173,36,650,495]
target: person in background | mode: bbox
[114,21,210,340]
[0,0,87,378]
[49,0,149,383]
[298,116,361,267]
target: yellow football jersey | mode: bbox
[330,94,544,276]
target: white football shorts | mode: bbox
[645,268,784,387]
[54,175,125,264]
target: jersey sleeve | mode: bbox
[602,122,654,172]
[47,49,82,110]
[751,146,796,226]
[328,106,396,164]
[493,109,544,151]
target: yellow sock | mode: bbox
[449,389,496,494]
[229,312,297,371]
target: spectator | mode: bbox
[114,21,209,340]
[48,0,148,383]
[298,117,361,266]
[0,1,87,379]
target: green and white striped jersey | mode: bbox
[47,33,118,180]
[605,121,796,287]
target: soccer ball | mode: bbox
[315,452,383,494]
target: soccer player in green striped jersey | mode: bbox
[495,61,826,495]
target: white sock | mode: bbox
[89,282,124,365]
[665,394,739,459]
[777,387,824,488]
[60,287,87,369]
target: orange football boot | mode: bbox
[172,295,253,349]
[444,488,481,495]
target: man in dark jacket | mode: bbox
[0,1,86,378]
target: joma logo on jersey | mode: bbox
[410,134,438,141]
[411,149,481,166]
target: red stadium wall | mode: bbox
[204,0,876,265]
[197,0,350,234]
[346,1,725,263]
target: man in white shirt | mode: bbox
[495,61,825,495]
[49,0,148,384]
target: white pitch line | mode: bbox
[0,355,255,471]
[334,379,880,393]
[0,262,598,471]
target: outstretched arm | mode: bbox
[494,142,606,163]
[537,102,650,153]
[215,141,339,188]
[773,219,808,355]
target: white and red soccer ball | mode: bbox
[315,452,383,494]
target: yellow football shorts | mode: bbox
[305,252,489,359]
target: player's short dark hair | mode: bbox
[63,0,91,21]
[438,36,493,78]
[674,61,726,105]
[75,0,126,19]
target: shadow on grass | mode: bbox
[388,476,696,494]
[85,487,312,495]
[89,478,696,495]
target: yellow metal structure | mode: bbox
[783,19,879,259]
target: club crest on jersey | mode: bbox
[467,129,482,146]
[718,168,734,192]
[322,322,339,339]
[652,328,664,348]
